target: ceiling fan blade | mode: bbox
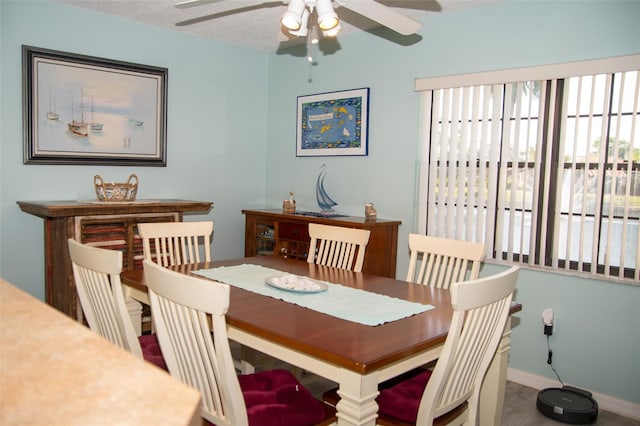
[337,0,423,35]
[176,1,283,26]
[376,0,442,13]
[175,0,226,9]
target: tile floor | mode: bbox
[237,346,637,426]
[299,371,639,426]
[500,381,638,426]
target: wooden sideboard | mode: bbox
[242,209,401,278]
[18,200,212,320]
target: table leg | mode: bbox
[123,286,150,335]
[238,345,257,374]
[335,370,380,426]
[125,297,143,336]
[479,318,513,425]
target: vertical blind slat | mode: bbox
[578,76,598,271]
[592,74,612,273]
[468,87,481,242]
[566,76,582,271]
[529,82,546,266]
[478,86,492,246]
[501,83,516,260]
[457,87,470,240]
[612,72,627,277]
[553,77,569,271]
[427,91,440,236]
[541,80,558,267]
[437,89,450,235]
[604,73,625,273]
[519,83,532,258]
[627,73,640,281]
[448,88,460,238]
[486,85,503,256]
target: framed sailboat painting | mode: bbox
[296,88,369,157]
[22,45,168,166]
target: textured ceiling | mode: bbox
[55,0,501,52]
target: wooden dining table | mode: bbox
[121,256,521,426]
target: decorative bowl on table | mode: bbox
[265,274,327,293]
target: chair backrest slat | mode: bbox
[307,223,371,273]
[406,234,486,289]
[138,221,213,267]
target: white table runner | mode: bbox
[194,264,434,326]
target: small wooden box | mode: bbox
[282,200,296,214]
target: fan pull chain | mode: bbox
[307,27,315,82]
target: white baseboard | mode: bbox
[507,368,640,422]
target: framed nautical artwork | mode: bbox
[22,45,168,166]
[296,88,369,157]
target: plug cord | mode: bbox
[546,335,565,386]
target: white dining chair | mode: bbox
[143,259,334,426]
[138,220,250,372]
[67,239,166,370]
[307,223,371,272]
[374,266,519,425]
[138,221,213,267]
[406,234,486,289]
[137,220,213,341]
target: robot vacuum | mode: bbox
[537,386,598,424]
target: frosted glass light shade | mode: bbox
[316,0,338,30]
[281,0,306,30]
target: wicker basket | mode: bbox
[94,174,138,202]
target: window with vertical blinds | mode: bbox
[415,55,639,283]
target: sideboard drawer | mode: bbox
[278,222,309,242]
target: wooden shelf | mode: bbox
[242,209,401,278]
[18,199,212,320]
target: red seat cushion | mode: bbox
[238,369,326,426]
[138,334,167,371]
[377,369,432,423]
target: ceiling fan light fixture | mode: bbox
[316,0,339,30]
[288,8,310,36]
[281,0,306,30]
[321,22,341,37]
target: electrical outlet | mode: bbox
[542,308,554,335]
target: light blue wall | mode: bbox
[1,0,639,409]
[1,0,269,298]
[265,0,640,406]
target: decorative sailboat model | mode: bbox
[316,164,338,212]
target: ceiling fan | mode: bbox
[175,0,424,42]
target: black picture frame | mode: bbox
[22,45,168,166]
